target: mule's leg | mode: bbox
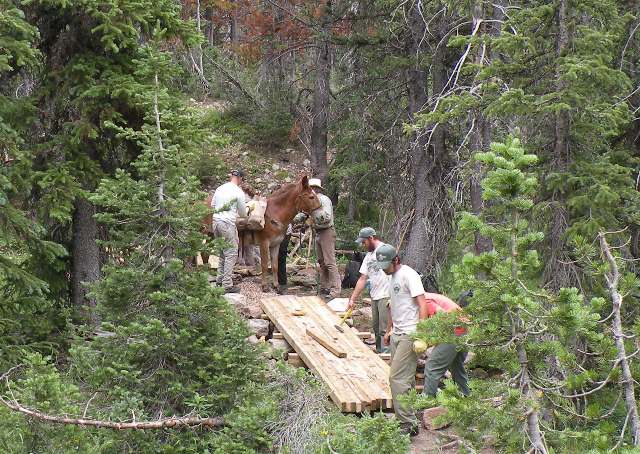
[270,244,282,294]
[259,239,272,292]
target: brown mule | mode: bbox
[255,175,320,293]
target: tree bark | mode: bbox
[71,196,100,326]
[402,2,453,274]
[469,0,493,254]
[512,210,548,454]
[310,1,331,182]
[600,233,640,445]
[229,0,238,43]
[544,0,577,290]
[517,345,549,454]
[0,396,225,430]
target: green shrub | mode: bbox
[316,413,410,454]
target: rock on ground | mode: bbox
[288,272,317,288]
[223,283,264,318]
[422,406,450,430]
[269,338,292,352]
[358,306,373,320]
[247,319,269,338]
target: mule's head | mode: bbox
[295,175,321,214]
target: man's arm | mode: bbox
[415,293,429,320]
[348,274,368,309]
[383,305,393,345]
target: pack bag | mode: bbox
[247,196,267,230]
[312,207,332,230]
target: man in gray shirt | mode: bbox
[303,178,341,298]
[211,170,247,293]
[348,227,391,353]
[374,244,428,437]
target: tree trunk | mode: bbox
[346,192,357,222]
[229,2,237,43]
[517,345,549,454]
[402,2,453,274]
[469,0,493,254]
[71,196,100,326]
[512,210,548,453]
[544,0,577,290]
[205,6,214,45]
[310,1,331,182]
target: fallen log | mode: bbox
[0,397,224,430]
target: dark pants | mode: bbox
[277,234,290,286]
[423,343,470,397]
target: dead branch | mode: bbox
[600,231,640,445]
[0,396,224,430]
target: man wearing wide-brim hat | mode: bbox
[294,178,341,298]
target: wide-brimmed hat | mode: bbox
[308,178,324,191]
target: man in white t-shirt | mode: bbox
[373,244,428,437]
[211,170,247,293]
[347,227,391,353]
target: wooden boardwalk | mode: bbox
[261,295,392,412]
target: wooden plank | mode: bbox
[302,296,388,411]
[306,328,347,358]
[303,298,374,411]
[261,295,392,412]
[273,332,284,339]
[356,331,372,339]
[261,296,353,410]
[295,295,391,410]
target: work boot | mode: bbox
[224,285,240,293]
[399,422,419,437]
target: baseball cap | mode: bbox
[372,244,397,270]
[355,227,377,244]
[230,169,245,178]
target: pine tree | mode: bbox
[23,0,200,321]
[0,0,67,366]
[1,40,267,452]
[416,138,610,452]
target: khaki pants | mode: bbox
[213,221,238,288]
[423,343,470,397]
[315,227,341,298]
[372,298,389,353]
[389,334,418,425]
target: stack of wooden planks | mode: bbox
[261,295,393,413]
